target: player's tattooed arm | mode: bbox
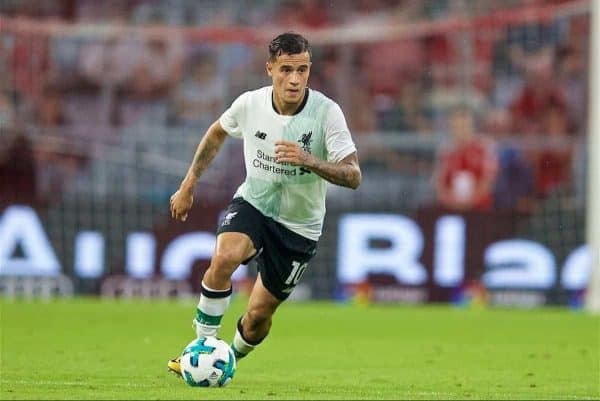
[275,141,361,189]
[305,152,362,189]
[170,121,228,221]
[185,121,228,186]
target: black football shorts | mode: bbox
[216,197,317,300]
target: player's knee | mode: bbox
[211,249,246,272]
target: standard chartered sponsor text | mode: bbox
[253,149,297,176]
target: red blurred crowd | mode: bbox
[0,0,589,213]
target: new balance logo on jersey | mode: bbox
[255,131,267,140]
[222,212,238,226]
[298,131,313,152]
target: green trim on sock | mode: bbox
[195,308,223,326]
[230,343,246,359]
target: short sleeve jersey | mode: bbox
[219,86,356,240]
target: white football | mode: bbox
[179,336,236,387]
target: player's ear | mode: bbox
[266,61,273,77]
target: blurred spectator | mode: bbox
[571,135,587,209]
[170,51,225,128]
[0,0,589,208]
[297,0,332,28]
[0,36,16,129]
[493,20,562,78]
[494,146,536,211]
[275,0,332,29]
[345,0,415,24]
[0,129,37,206]
[346,83,377,134]
[425,48,490,132]
[32,137,87,202]
[130,0,184,25]
[10,32,49,103]
[0,91,15,129]
[508,48,571,135]
[79,33,157,99]
[79,33,182,126]
[426,76,490,133]
[492,18,564,110]
[344,82,406,172]
[360,39,425,105]
[185,0,235,26]
[48,35,88,91]
[226,45,269,100]
[421,0,451,19]
[484,108,536,212]
[433,106,498,211]
[344,82,380,168]
[308,46,342,100]
[77,34,131,126]
[531,103,573,196]
[119,36,183,126]
[75,0,129,23]
[556,17,589,135]
[0,0,70,18]
[379,80,430,133]
[35,83,66,127]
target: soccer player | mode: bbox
[167,32,361,374]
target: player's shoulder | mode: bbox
[243,86,272,104]
[307,88,344,122]
[308,88,337,108]
[247,86,271,96]
[229,86,270,107]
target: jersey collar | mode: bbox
[271,88,309,116]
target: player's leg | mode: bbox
[231,273,282,359]
[167,232,256,377]
[193,231,256,338]
[230,217,317,360]
[169,198,265,376]
[167,232,256,375]
[192,197,264,339]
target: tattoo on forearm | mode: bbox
[190,133,224,178]
[309,157,361,189]
[192,142,217,177]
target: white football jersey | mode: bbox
[219,86,356,240]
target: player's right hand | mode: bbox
[170,189,194,222]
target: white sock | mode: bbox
[194,281,231,338]
[230,316,264,359]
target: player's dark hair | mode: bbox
[268,32,311,61]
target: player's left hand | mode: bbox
[274,140,312,166]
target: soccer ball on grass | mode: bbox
[179,336,236,387]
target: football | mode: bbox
[179,336,236,387]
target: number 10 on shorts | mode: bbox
[285,261,308,285]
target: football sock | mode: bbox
[230,316,265,360]
[194,281,232,338]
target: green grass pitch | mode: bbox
[1,296,598,400]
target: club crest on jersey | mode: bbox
[222,212,238,226]
[298,131,313,153]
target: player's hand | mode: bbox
[274,140,312,166]
[170,188,194,222]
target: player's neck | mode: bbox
[272,88,308,116]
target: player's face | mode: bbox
[267,52,311,106]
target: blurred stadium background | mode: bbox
[0,0,598,310]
